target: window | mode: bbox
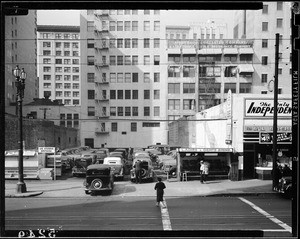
[183,66,195,77]
[154,90,160,99]
[261,74,268,83]
[224,83,236,93]
[125,21,131,31]
[154,55,160,65]
[64,42,70,48]
[43,83,51,89]
[117,55,123,65]
[112,123,118,132]
[277,2,283,10]
[144,90,150,99]
[132,73,138,82]
[110,56,116,65]
[278,68,282,75]
[125,38,131,48]
[117,10,123,15]
[262,39,268,48]
[43,42,51,48]
[110,107,116,116]
[277,18,283,28]
[117,90,123,99]
[183,99,195,110]
[154,38,160,48]
[64,83,71,89]
[109,38,116,48]
[125,73,131,82]
[144,107,150,116]
[261,91,268,94]
[239,83,251,93]
[240,54,252,62]
[143,122,160,127]
[262,56,268,65]
[64,67,71,73]
[110,73,116,82]
[153,107,160,116]
[168,83,180,93]
[43,50,51,56]
[144,21,150,31]
[132,90,138,99]
[88,90,95,100]
[183,55,196,63]
[109,21,116,31]
[262,4,268,14]
[154,21,160,31]
[132,56,138,65]
[73,75,79,81]
[262,22,268,31]
[43,58,51,64]
[43,66,51,72]
[168,99,180,110]
[125,56,131,65]
[88,106,95,116]
[64,51,70,56]
[117,38,123,48]
[64,75,71,81]
[144,38,150,48]
[117,21,123,31]
[87,56,94,65]
[56,51,62,56]
[131,122,137,132]
[224,66,237,77]
[132,21,138,31]
[132,107,138,116]
[72,42,79,48]
[144,55,150,65]
[110,90,116,99]
[55,67,62,72]
[125,107,131,116]
[87,73,95,82]
[56,75,62,81]
[143,73,150,83]
[132,38,138,48]
[117,73,123,82]
[224,55,237,62]
[87,39,94,48]
[168,55,181,63]
[183,83,195,93]
[55,59,62,64]
[132,10,138,15]
[72,59,79,64]
[144,10,150,14]
[118,107,123,116]
[168,66,180,77]
[154,73,160,82]
[125,90,131,99]
[154,10,160,15]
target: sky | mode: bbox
[37,10,235,36]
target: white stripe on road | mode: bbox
[160,200,172,230]
[238,197,292,233]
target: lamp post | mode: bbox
[13,65,27,193]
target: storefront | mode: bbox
[243,98,292,179]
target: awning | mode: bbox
[223,48,238,54]
[167,48,181,54]
[182,48,197,54]
[198,48,222,54]
[238,64,254,73]
[239,48,254,54]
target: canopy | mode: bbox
[223,48,238,54]
[239,48,254,54]
[198,48,222,54]
[238,64,254,73]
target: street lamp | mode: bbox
[13,65,27,193]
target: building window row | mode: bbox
[43,50,79,57]
[168,99,196,110]
[41,33,79,39]
[106,72,160,83]
[109,106,160,117]
[107,55,160,66]
[43,66,80,73]
[104,38,160,48]
[108,89,160,100]
[107,9,160,15]
[108,20,160,31]
[60,113,79,128]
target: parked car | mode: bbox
[103,157,125,180]
[93,148,109,164]
[72,156,95,177]
[83,164,114,195]
[130,158,154,183]
[113,148,128,160]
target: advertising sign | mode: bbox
[259,132,292,144]
[38,147,56,154]
[244,99,292,118]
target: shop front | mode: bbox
[243,97,292,180]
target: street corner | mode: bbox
[5,191,43,198]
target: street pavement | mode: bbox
[5,174,276,198]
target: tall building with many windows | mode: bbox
[80,10,167,148]
[234,1,292,95]
[5,10,38,112]
[37,25,81,130]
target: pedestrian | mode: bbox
[154,177,166,208]
[200,160,209,183]
[134,159,142,184]
[272,161,282,191]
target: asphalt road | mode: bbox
[5,194,292,237]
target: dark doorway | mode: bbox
[84,138,94,148]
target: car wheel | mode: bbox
[141,168,147,177]
[91,178,103,190]
[85,190,90,195]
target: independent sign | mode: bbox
[38,147,56,153]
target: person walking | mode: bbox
[200,160,205,183]
[135,159,142,184]
[154,177,166,208]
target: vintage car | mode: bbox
[103,157,124,180]
[112,148,128,160]
[93,148,109,164]
[72,156,95,177]
[277,176,292,198]
[84,164,114,195]
[130,157,154,183]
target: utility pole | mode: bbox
[272,33,279,190]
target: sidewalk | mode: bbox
[4,176,275,198]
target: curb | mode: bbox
[5,191,43,198]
